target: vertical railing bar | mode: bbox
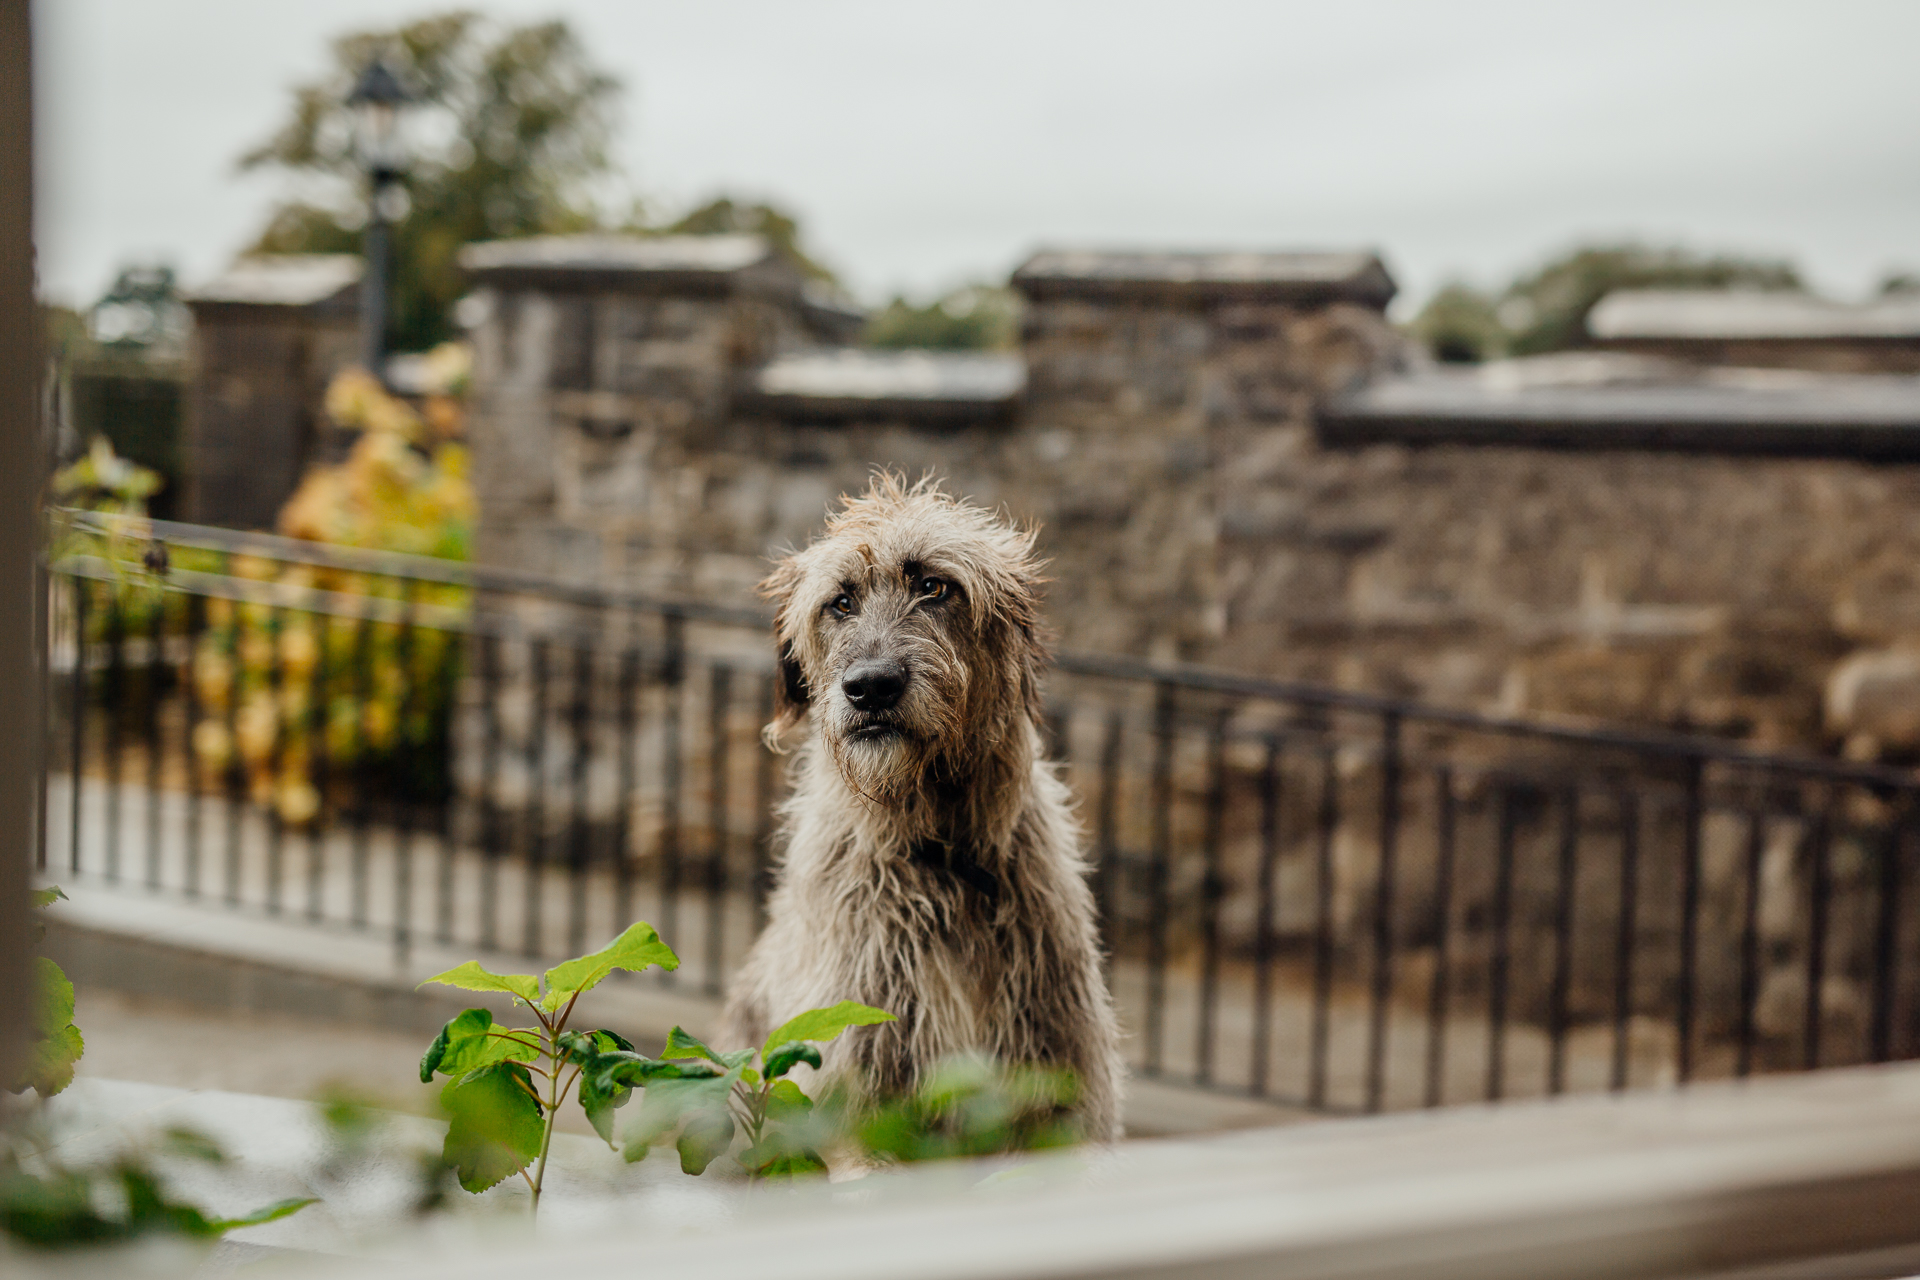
[1423,765,1456,1109]
[1308,743,1337,1110]
[565,641,593,957]
[431,628,458,948]
[1485,783,1518,1103]
[305,610,331,925]
[1612,789,1641,1093]
[348,614,373,928]
[104,592,123,883]
[67,577,87,875]
[1194,705,1227,1086]
[658,613,685,986]
[221,573,243,908]
[521,636,550,958]
[144,589,164,891]
[181,592,202,899]
[1736,796,1767,1078]
[1143,681,1175,1078]
[1546,784,1579,1097]
[264,605,286,915]
[1869,794,1909,1064]
[706,663,732,997]
[1802,790,1833,1072]
[614,642,640,931]
[1365,711,1402,1114]
[1676,757,1705,1084]
[390,587,418,959]
[477,630,504,952]
[1095,709,1123,975]
[1249,734,1281,1098]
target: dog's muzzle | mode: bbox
[842,658,908,712]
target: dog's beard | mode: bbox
[826,717,923,804]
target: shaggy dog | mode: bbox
[718,474,1123,1140]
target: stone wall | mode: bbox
[463,238,1920,759]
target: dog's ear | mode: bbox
[760,554,811,750]
[765,637,810,749]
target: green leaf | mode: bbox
[420,1008,540,1083]
[765,1077,814,1123]
[540,922,679,1009]
[661,1025,721,1062]
[592,1028,636,1054]
[760,1001,896,1063]
[595,1052,721,1091]
[16,1024,84,1098]
[738,1130,827,1179]
[676,1108,735,1175]
[441,1062,544,1193]
[618,1067,739,1158]
[418,961,540,1005]
[763,1041,823,1081]
[564,1031,645,1146]
[33,956,74,1039]
[29,886,66,910]
[206,1197,317,1233]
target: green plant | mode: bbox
[603,1001,895,1180]
[10,889,83,1100]
[418,924,895,1202]
[3,889,312,1249]
[0,1130,313,1249]
[849,1056,1083,1163]
[417,921,681,1214]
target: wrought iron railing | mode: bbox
[42,512,1920,1113]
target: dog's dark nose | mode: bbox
[842,659,908,712]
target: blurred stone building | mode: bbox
[460,233,1920,759]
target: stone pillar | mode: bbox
[182,256,362,530]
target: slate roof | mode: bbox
[186,255,362,308]
[460,234,772,276]
[1589,290,1920,341]
[739,349,1025,423]
[1323,352,1920,458]
[1012,249,1395,308]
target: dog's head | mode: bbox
[761,473,1047,802]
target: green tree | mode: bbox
[239,11,621,353]
[660,197,839,283]
[1407,244,1805,363]
[1404,282,1506,364]
[864,285,1020,351]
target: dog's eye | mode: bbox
[829,594,855,616]
[918,576,949,601]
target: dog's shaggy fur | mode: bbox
[718,474,1123,1139]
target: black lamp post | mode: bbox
[347,57,412,381]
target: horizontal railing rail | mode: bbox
[40,512,1920,1117]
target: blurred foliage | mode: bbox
[54,372,475,826]
[240,13,847,351]
[283,359,476,559]
[10,889,83,1101]
[190,367,474,819]
[0,891,305,1250]
[240,11,620,353]
[864,285,1020,351]
[658,196,839,284]
[1407,243,1806,363]
[51,438,162,521]
[1,1122,311,1249]
[1404,283,1507,365]
[845,1057,1083,1163]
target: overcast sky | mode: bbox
[34,1,1920,315]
